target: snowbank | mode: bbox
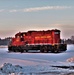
[0,63,74,75]
[0,63,57,75]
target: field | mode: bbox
[0,45,74,75]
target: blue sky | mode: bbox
[0,0,74,39]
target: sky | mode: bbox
[0,0,74,39]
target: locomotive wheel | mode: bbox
[19,46,24,53]
[40,46,48,53]
[51,46,55,53]
[20,49,24,53]
[54,50,59,53]
[40,46,44,53]
[43,46,48,53]
[14,46,18,52]
[25,49,28,52]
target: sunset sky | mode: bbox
[0,0,74,39]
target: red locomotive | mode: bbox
[8,29,67,53]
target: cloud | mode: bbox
[9,9,17,12]
[23,6,71,12]
[0,6,72,13]
[0,9,4,12]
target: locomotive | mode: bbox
[8,29,67,53]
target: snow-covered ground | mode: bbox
[0,45,74,75]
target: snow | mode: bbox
[0,45,74,75]
[0,63,74,75]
